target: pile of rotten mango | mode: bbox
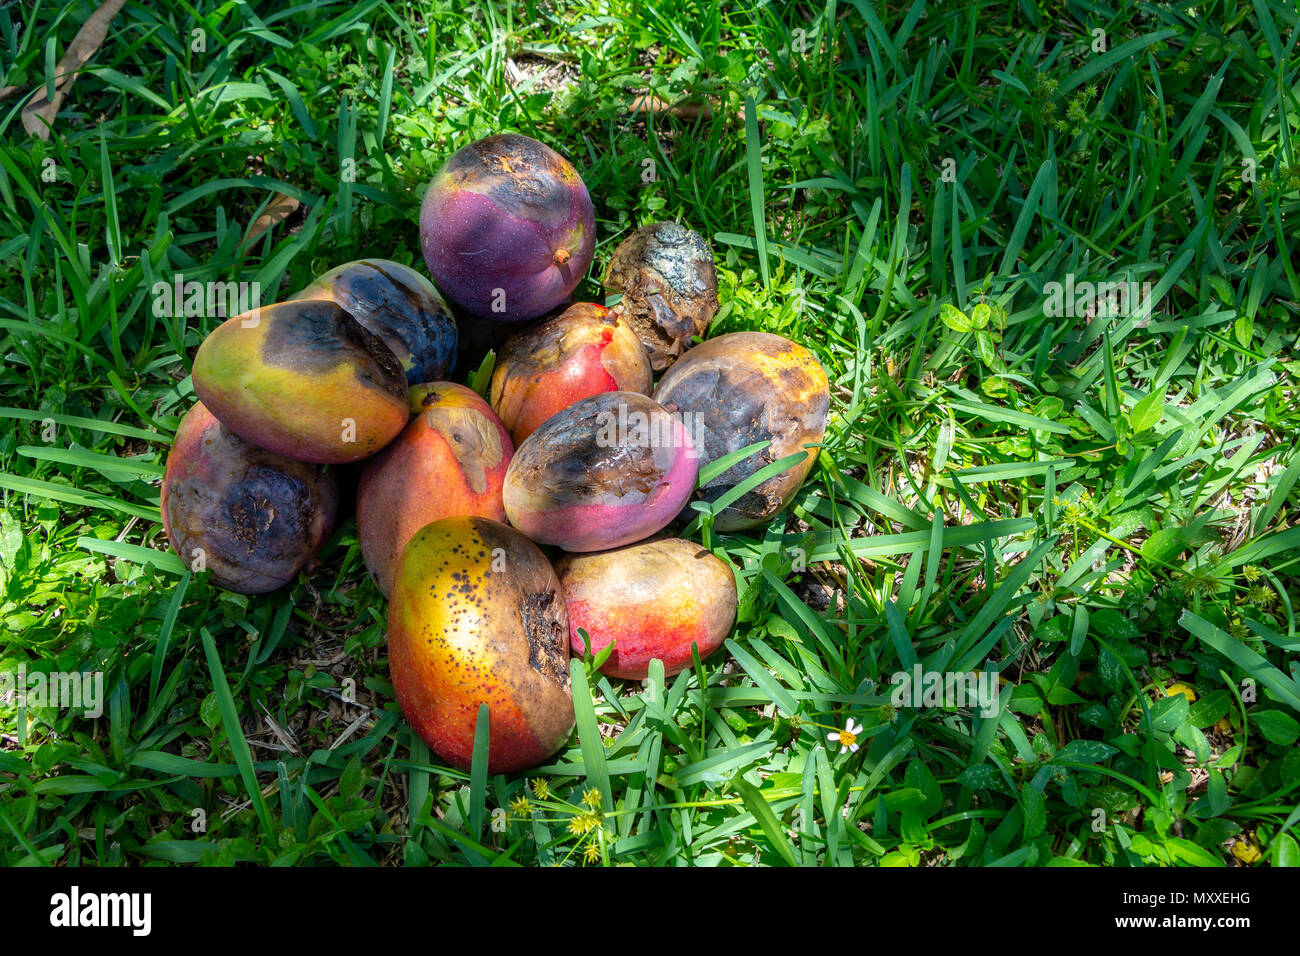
[162,134,830,773]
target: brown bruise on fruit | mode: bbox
[654,331,829,531]
[260,299,407,403]
[604,221,720,371]
[423,402,506,496]
[161,403,338,594]
[435,133,578,231]
[520,590,568,686]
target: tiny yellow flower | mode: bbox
[583,842,601,864]
[828,718,863,753]
[530,777,550,800]
[1166,683,1197,703]
[567,810,601,836]
[510,794,531,817]
[581,787,602,809]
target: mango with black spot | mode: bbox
[490,302,651,446]
[558,537,736,680]
[193,299,409,464]
[291,258,458,385]
[503,392,698,552]
[653,331,829,531]
[161,402,338,594]
[388,516,574,773]
[420,134,595,322]
[358,383,513,597]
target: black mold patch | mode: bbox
[260,300,407,400]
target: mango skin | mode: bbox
[291,258,458,385]
[653,331,829,531]
[490,302,652,445]
[358,383,513,597]
[603,221,719,371]
[388,516,573,773]
[193,299,409,464]
[161,402,338,594]
[419,134,595,322]
[558,538,737,680]
[503,391,698,551]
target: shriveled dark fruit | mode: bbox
[420,134,595,322]
[557,537,737,679]
[490,302,652,445]
[358,382,512,597]
[653,331,829,531]
[291,258,458,385]
[161,402,338,594]
[603,221,719,370]
[192,299,409,464]
[503,391,698,552]
[388,516,573,773]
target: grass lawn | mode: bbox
[1,0,1298,868]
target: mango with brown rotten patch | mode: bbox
[503,391,699,552]
[357,383,513,597]
[653,331,829,531]
[419,134,595,322]
[558,537,737,680]
[387,516,574,773]
[490,302,651,445]
[291,259,458,385]
[161,402,338,594]
[193,299,409,464]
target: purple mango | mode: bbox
[419,134,595,323]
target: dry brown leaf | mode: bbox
[0,86,23,102]
[21,0,127,140]
[627,93,716,122]
[240,193,300,252]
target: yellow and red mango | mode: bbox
[419,134,595,322]
[489,302,651,445]
[161,402,338,594]
[193,299,409,464]
[388,516,573,773]
[653,331,829,531]
[604,221,719,370]
[357,382,513,597]
[291,258,458,385]
[503,391,698,551]
[558,538,737,680]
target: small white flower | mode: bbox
[827,718,863,753]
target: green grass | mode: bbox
[1,0,1299,867]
